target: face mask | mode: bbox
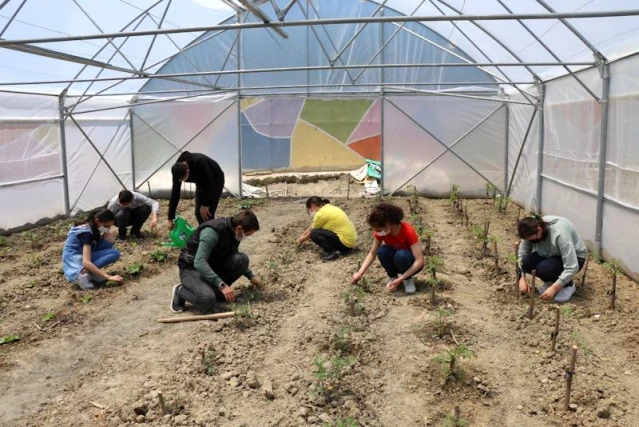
[98,226,110,234]
[528,229,548,244]
[376,229,389,237]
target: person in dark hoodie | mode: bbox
[168,151,225,229]
[170,210,262,313]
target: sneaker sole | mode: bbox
[170,284,185,313]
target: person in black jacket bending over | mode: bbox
[168,151,225,229]
[171,210,261,313]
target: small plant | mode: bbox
[341,287,365,316]
[0,236,7,247]
[355,277,372,293]
[23,231,41,249]
[559,306,573,318]
[495,195,510,214]
[420,228,433,256]
[149,249,169,263]
[442,408,468,427]
[426,256,444,280]
[311,354,356,398]
[42,311,57,322]
[571,331,592,356]
[433,344,477,383]
[201,346,217,376]
[433,308,453,339]
[0,334,20,345]
[332,418,359,427]
[32,254,43,267]
[126,262,144,276]
[449,184,461,206]
[80,294,93,304]
[332,325,353,354]
[603,258,622,310]
[233,303,255,330]
[427,277,442,306]
[26,280,39,289]
[240,198,266,210]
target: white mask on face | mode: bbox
[309,211,316,218]
[98,226,110,234]
[235,228,245,242]
[376,229,389,237]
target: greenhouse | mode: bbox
[2,1,639,425]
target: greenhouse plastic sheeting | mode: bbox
[383,95,505,196]
[0,178,66,231]
[602,203,639,281]
[131,96,240,197]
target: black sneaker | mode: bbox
[132,230,144,239]
[118,228,127,240]
[170,284,186,313]
[321,251,340,262]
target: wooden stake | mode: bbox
[527,269,536,318]
[493,240,499,271]
[550,306,560,352]
[610,272,617,310]
[158,392,168,415]
[515,243,520,302]
[454,406,461,422]
[346,174,351,199]
[579,254,590,288]
[157,312,236,323]
[284,181,288,196]
[564,345,578,411]
[481,221,490,258]
[516,207,522,225]
[265,183,270,199]
[425,235,431,257]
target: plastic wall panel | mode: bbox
[0,178,65,231]
[541,179,597,246]
[602,202,639,281]
[507,100,539,213]
[0,91,57,119]
[0,124,60,184]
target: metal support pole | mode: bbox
[507,107,539,197]
[58,92,71,216]
[504,102,509,192]
[380,90,385,195]
[0,0,26,38]
[237,10,243,199]
[536,82,546,213]
[595,62,611,257]
[130,110,136,190]
[331,0,387,65]
[277,0,298,21]
[140,0,173,70]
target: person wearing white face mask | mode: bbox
[296,196,357,262]
[351,203,424,295]
[62,208,123,290]
[171,210,262,313]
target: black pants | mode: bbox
[178,252,248,310]
[310,228,351,254]
[194,180,225,224]
[521,252,585,285]
[115,205,151,235]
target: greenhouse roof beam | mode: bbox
[331,0,387,65]
[428,0,537,104]
[0,61,596,88]
[140,0,173,71]
[535,0,602,60]
[236,0,288,38]
[277,0,298,22]
[72,0,140,74]
[0,1,11,11]
[494,0,599,102]
[387,86,528,105]
[2,9,639,46]
[0,0,26,38]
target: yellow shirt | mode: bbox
[312,204,357,248]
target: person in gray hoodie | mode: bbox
[107,190,160,239]
[517,214,588,303]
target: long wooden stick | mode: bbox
[493,240,499,271]
[528,269,536,318]
[157,312,236,323]
[564,345,578,411]
[550,306,560,352]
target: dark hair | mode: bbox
[76,208,115,240]
[305,196,330,209]
[517,214,557,238]
[171,162,188,181]
[367,203,404,227]
[118,190,133,204]
[231,210,260,232]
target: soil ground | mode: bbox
[1,179,639,427]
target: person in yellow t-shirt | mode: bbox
[296,196,357,262]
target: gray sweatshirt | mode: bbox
[107,191,160,215]
[518,215,588,286]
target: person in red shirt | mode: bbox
[351,203,424,294]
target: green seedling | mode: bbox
[559,306,573,318]
[240,198,266,210]
[233,303,255,330]
[0,334,20,345]
[126,262,144,276]
[427,277,442,306]
[341,287,365,316]
[604,258,623,310]
[355,277,372,293]
[26,280,39,289]
[433,344,477,383]
[571,331,592,356]
[331,418,359,427]
[495,195,511,214]
[442,410,468,427]
[433,308,453,339]
[332,325,353,354]
[201,347,217,376]
[149,249,169,263]
[80,294,93,304]
[42,311,57,322]
[312,354,356,398]
[0,236,7,247]
[426,256,444,280]
[32,254,43,267]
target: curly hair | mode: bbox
[367,203,404,227]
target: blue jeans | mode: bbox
[91,239,120,269]
[377,245,419,278]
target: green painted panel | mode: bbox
[299,99,373,142]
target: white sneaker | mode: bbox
[403,278,416,294]
[74,272,94,290]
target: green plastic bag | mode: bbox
[162,216,195,249]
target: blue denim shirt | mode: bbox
[62,225,94,282]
